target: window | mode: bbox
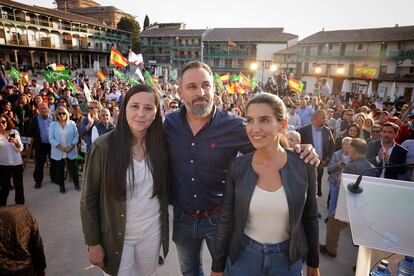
[305,46,311,56]
[357,44,363,50]
[349,64,355,76]
[317,44,323,56]
[225,58,232,67]
[237,59,244,68]
[195,51,200,58]
[398,42,405,50]
[380,65,387,74]
[264,61,271,69]
[328,43,333,50]
[240,44,245,49]
[188,51,192,57]
[214,58,220,66]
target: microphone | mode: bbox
[347,163,414,194]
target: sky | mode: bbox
[16,0,414,40]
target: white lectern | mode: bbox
[336,174,414,276]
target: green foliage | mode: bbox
[117,16,141,52]
[143,15,150,30]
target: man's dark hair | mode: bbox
[382,122,399,133]
[179,61,213,83]
[350,138,368,155]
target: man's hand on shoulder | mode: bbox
[294,144,320,166]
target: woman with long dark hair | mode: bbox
[211,93,319,276]
[81,84,169,276]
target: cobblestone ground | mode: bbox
[6,164,357,276]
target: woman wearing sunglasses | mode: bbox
[49,106,80,193]
[0,115,24,206]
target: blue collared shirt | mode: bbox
[311,125,323,159]
[296,107,314,126]
[37,115,53,144]
[164,106,253,212]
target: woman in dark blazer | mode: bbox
[211,93,319,276]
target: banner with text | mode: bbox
[354,66,378,79]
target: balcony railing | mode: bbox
[298,50,381,59]
[204,49,254,57]
[387,50,414,61]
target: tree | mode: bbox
[143,15,150,30]
[117,16,141,53]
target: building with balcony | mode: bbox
[0,0,132,71]
[55,0,133,29]
[296,25,414,102]
[203,28,297,84]
[273,44,297,75]
[141,23,205,78]
[141,24,298,82]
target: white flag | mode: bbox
[49,63,57,71]
[135,67,144,82]
[128,50,144,65]
[84,83,93,102]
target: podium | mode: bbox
[336,174,414,275]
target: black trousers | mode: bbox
[54,158,79,188]
[0,164,24,206]
[317,164,325,195]
[33,143,56,184]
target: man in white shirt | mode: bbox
[288,105,301,130]
[107,87,121,102]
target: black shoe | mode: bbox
[158,256,164,265]
[75,185,81,191]
[59,186,66,194]
[35,182,41,189]
[319,245,337,257]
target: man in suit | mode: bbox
[299,110,335,196]
[367,122,408,179]
[28,103,55,188]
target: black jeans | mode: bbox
[317,164,324,195]
[54,158,79,188]
[0,164,24,206]
[33,143,56,184]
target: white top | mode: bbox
[244,185,290,244]
[124,159,161,240]
[60,125,67,159]
[91,126,99,144]
[0,129,23,166]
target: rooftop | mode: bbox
[203,28,297,42]
[274,45,298,55]
[298,25,414,44]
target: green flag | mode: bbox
[44,70,71,82]
[128,77,139,85]
[113,68,125,79]
[144,71,154,86]
[250,77,257,90]
[213,73,225,94]
[10,67,22,79]
[229,74,240,83]
[66,81,78,95]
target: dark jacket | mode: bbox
[367,140,408,179]
[28,115,53,149]
[80,133,169,276]
[212,150,319,272]
[298,124,335,162]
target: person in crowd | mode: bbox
[61,87,78,106]
[400,139,414,181]
[91,108,114,144]
[298,110,335,196]
[49,106,80,193]
[327,137,351,217]
[80,100,101,152]
[81,84,170,276]
[335,124,361,150]
[0,115,24,206]
[353,113,371,141]
[70,104,85,133]
[367,124,382,143]
[336,109,354,135]
[211,93,319,276]
[320,138,377,258]
[325,108,338,134]
[288,104,301,130]
[13,94,33,136]
[47,94,57,114]
[367,122,408,179]
[29,103,56,189]
[0,204,46,275]
[364,117,374,132]
[286,130,301,148]
[296,99,314,126]
[164,61,319,275]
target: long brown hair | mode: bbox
[105,84,169,200]
[245,92,289,148]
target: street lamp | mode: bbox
[315,66,322,74]
[336,66,345,75]
[250,60,276,87]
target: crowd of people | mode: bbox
[0,60,413,275]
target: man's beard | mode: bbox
[184,97,214,118]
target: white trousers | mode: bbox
[103,232,161,276]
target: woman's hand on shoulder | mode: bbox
[307,266,320,276]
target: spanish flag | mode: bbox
[22,73,29,85]
[288,77,304,93]
[110,48,128,68]
[55,64,65,71]
[219,73,230,83]
[239,73,252,91]
[96,70,106,81]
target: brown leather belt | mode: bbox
[184,206,221,220]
